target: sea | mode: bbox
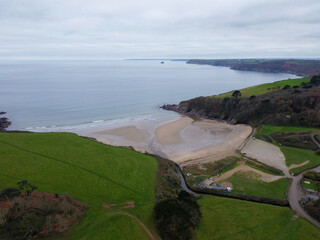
[0,60,297,131]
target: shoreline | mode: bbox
[77,115,252,167]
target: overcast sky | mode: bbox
[0,0,319,60]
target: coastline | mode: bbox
[77,115,252,167]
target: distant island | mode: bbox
[187,59,320,77]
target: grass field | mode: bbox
[216,77,309,98]
[301,178,319,192]
[255,125,320,137]
[195,196,320,240]
[0,132,159,240]
[225,172,289,199]
[280,146,320,174]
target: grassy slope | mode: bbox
[257,125,320,136]
[0,132,158,240]
[280,147,320,174]
[255,125,320,174]
[226,172,289,199]
[195,196,320,240]
[216,77,309,98]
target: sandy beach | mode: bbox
[156,117,193,145]
[79,116,252,166]
[97,126,150,143]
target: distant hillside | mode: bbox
[187,59,320,77]
[162,76,320,127]
[217,77,309,98]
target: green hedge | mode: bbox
[189,187,289,207]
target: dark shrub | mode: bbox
[303,171,320,182]
[305,199,320,222]
[190,188,289,206]
[0,188,21,199]
[310,75,320,86]
[0,111,11,131]
[270,131,318,150]
[155,199,192,240]
[260,134,273,143]
[249,95,256,100]
[5,208,46,239]
[154,191,201,240]
[301,82,313,89]
[232,90,241,99]
[282,85,291,90]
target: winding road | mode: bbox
[311,132,320,149]
[287,132,320,228]
[288,165,320,228]
[177,129,320,229]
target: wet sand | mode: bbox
[79,116,252,166]
[97,126,150,143]
[156,117,193,145]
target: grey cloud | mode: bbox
[0,0,319,59]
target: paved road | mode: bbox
[288,165,320,229]
[311,132,320,149]
[283,131,320,228]
[177,130,320,228]
[176,165,196,194]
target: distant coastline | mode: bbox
[186,59,320,77]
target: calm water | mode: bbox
[0,60,297,130]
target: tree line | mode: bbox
[174,75,320,127]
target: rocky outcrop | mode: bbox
[0,112,11,131]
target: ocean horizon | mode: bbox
[0,60,297,131]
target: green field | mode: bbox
[279,146,320,174]
[2,131,320,239]
[195,196,320,240]
[0,132,159,240]
[256,125,319,137]
[301,178,319,192]
[226,172,289,199]
[216,77,309,98]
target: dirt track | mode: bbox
[103,202,159,240]
[108,211,159,240]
